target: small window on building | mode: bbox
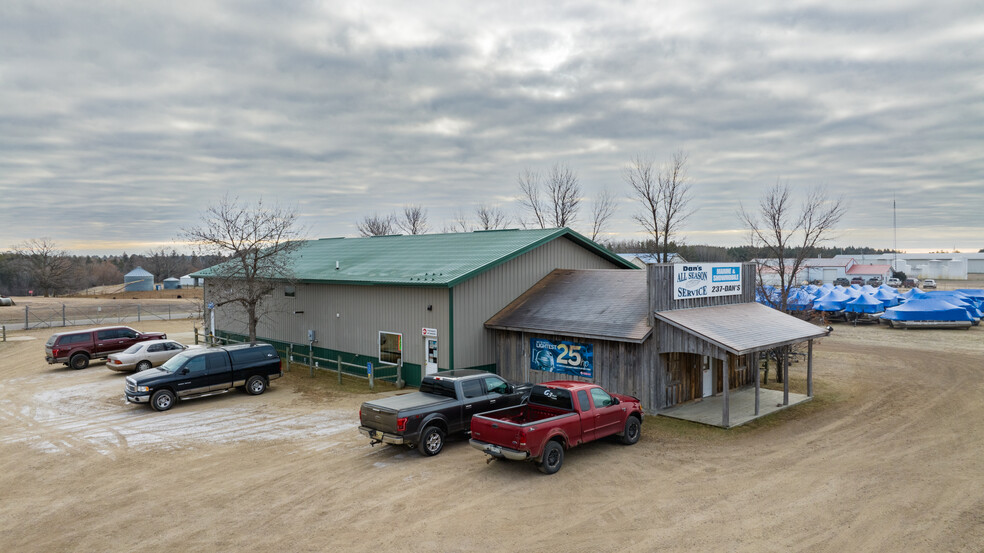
[284,285,295,297]
[378,332,402,365]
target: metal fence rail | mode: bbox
[193,328,399,391]
[0,303,202,330]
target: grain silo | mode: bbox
[163,277,180,290]
[124,267,155,292]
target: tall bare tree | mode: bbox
[518,163,581,229]
[396,204,429,235]
[475,204,509,230]
[183,195,305,343]
[356,213,395,237]
[144,246,184,283]
[738,181,846,312]
[15,238,73,296]
[589,189,617,241]
[625,151,694,261]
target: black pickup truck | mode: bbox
[358,369,532,456]
[125,343,282,411]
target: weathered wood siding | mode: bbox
[493,330,655,412]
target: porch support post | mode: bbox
[807,340,814,397]
[754,351,760,416]
[722,356,730,428]
[783,346,789,406]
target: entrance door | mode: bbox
[424,337,438,375]
[702,356,713,397]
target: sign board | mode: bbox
[529,338,593,378]
[207,302,215,310]
[673,263,742,300]
[422,327,438,337]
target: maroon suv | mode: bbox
[45,326,167,370]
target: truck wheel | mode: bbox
[70,353,90,370]
[418,426,445,456]
[245,375,267,395]
[537,440,564,474]
[136,360,152,372]
[620,415,641,445]
[151,390,176,412]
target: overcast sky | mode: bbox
[1,0,981,256]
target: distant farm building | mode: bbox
[163,277,181,290]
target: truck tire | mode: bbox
[245,375,267,395]
[537,440,564,474]
[418,426,445,456]
[620,415,641,445]
[136,360,152,372]
[70,353,90,370]
[151,389,176,412]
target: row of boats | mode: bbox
[759,284,984,329]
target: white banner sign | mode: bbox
[673,263,742,300]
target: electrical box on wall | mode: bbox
[308,329,316,342]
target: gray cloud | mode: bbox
[1,0,981,254]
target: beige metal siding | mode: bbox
[453,236,626,369]
[209,282,448,368]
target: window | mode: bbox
[60,333,89,345]
[576,390,590,412]
[96,329,115,340]
[460,379,483,399]
[530,386,573,410]
[147,344,164,353]
[183,355,207,374]
[166,342,184,351]
[483,376,508,395]
[119,328,138,339]
[378,332,402,365]
[420,378,456,398]
[206,352,230,372]
[284,285,295,297]
[590,387,614,408]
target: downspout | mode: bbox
[448,287,455,371]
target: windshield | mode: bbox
[160,351,196,373]
[122,343,144,354]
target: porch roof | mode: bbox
[654,302,828,355]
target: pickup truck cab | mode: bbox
[470,381,643,474]
[359,369,532,456]
[125,343,282,411]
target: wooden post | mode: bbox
[722,356,730,428]
[754,351,760,416]
[193,325,198,345]
[783,346,789,405]
[807,340,814,397]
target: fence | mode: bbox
[0,303,202,330]
[192,327,401,391]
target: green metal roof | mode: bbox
[192,228,636,287]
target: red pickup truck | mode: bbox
[469,381,643,474]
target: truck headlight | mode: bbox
[136,386,150,393]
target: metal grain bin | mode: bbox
[163,277,180,290]
[124,267,155,292]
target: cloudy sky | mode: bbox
[1,0,981,255]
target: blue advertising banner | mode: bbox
[530,338,593,378]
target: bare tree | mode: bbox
[475,204,509,230]
[144,246,184,283]
[738,181,846,313]
[518,163,581,229]
[396,204,429,235]
[356,213,395,237]
[15,238,73,296]
[183,195,306,343]
[589,189,617,241]
[625,151,694,261]
[443,209,471,233]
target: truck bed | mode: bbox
[477,403,573,427]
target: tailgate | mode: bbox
[360,403,400,434]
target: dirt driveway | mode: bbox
[2,318,983,552]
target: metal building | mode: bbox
[163,277,180,290]
[123,267,154,292]
[194,228,636,387]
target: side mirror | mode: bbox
[179,367,189,375]
[505,384,513,393]
[611,396,620,405]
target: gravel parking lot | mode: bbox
[2,312,984,552]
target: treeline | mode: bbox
[0,242,222,296]
[602,239,900,263]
